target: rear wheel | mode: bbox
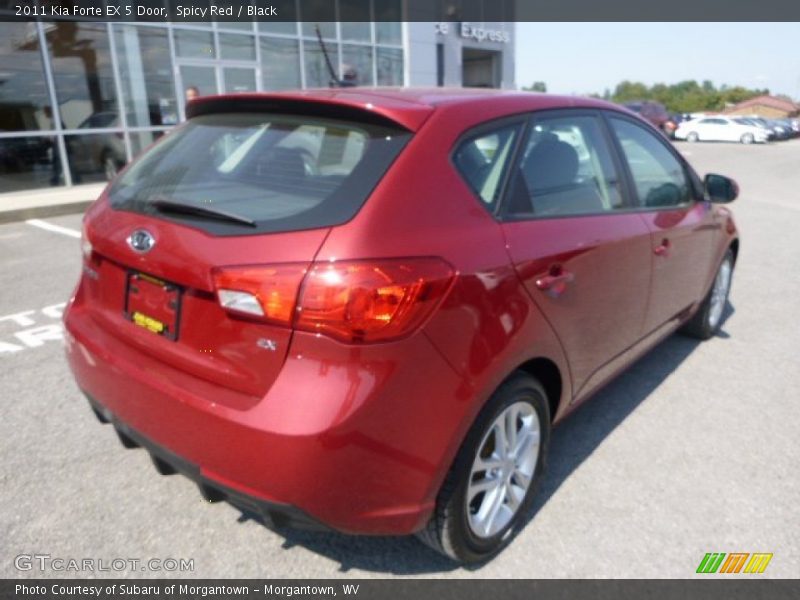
[417,372,550,563]
[686,131,699,143]
[740,133,754,145]
[681,249,734,339]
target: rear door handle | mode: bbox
[535,269,574,296]
[654,239,671,257]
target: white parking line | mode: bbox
[25,219,81,239]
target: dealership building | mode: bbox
[0,5,514,195]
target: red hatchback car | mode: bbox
[64,88,739,563]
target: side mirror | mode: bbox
[705,173,739,203]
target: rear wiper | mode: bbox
[149,197,256,228]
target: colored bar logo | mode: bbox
[696,552,773,574]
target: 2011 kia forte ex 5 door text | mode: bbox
[64,89,740,563]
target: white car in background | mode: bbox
[674,116,770,144]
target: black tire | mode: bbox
[686,131,699,143]
[417,372,551,563]
[680,248,735,340]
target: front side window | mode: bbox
[109,112,411,235]
[609,117,691,208]
[453,123,521,209]
[507,114,623,217]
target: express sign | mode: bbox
[435,22,511,44]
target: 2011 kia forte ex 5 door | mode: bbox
[64,89,739,563]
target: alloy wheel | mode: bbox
[708,256,732,330]
[466,401,540,539]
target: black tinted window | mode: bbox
[109,113,411,235]
[506,114,623,217]
[453,123,521,210]
[610,118,691,208]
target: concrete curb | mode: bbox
[0,201,93,225]
[0,183,105,225]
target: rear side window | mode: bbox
[609,118,691,208]
[109,113,411,235]
[453,123,521,209]
[506,114,623,217]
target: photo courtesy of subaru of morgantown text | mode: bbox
[63,88,739,564]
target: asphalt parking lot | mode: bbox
[1,139,799,579]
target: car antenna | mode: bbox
[315,24,343,88]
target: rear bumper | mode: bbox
[84,392,327,531]
[64,291,473,535]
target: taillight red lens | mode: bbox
[296,258,454,343]
[213,264,308,325]
[213,258,454,343]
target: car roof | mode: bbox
[187,87,628,132]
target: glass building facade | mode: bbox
[0,3,404,193]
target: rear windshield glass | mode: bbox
[109,113,411,235]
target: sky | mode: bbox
[515,23,800,99]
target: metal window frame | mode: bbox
[3,14,408,190]
[37,20,71,186]
[107,21,133,162]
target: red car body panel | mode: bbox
[637,203,719,334]
[502,214,653,397]
[64,88,738,535]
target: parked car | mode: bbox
[738,116,793,141]
[67,112,128,181]
[773,118,798,137]
[623,100,676,137]
[764,118,792,140]
[674,116,769,144]
[65,89,740,563]
[670,112,692,127]
[0,136,50,172]
[731,117,775,141]
[68,108,165,180]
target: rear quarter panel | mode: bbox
[315,101,574,496]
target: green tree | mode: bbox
[604,80,773,112]
[611,81,651,103]
[523,81,547,93]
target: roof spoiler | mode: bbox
[186,94,431,132]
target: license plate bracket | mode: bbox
[124,271,182,341]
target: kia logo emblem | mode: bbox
[127,229,155,253]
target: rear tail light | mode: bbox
[297,259,454,343]
[213,264,308,325]
[212,258,454,343]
